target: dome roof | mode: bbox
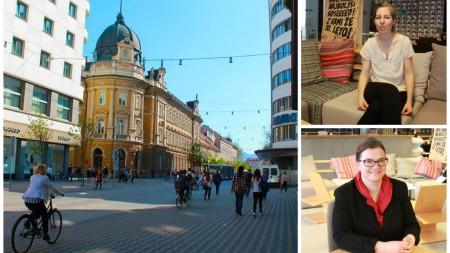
[94,13,141,61]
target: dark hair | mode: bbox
[238,166,244,176]
[253,169,261,180]
[372,0,397,32]
[356,138,386,161]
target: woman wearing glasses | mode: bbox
[332,138,420,253]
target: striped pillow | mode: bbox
[331,155,358,179]
[414,157,443,179]
[320,40,355,84]
[301,40,326,86]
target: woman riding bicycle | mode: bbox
[23,164,64,241]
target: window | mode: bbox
[96,118,105,134]
[272,43,291,63]
[66,31,74,47]
[119,92,126,106]
[12,37,24,57]
[40,51,51,69]
[63,62,72,78]
[272,18,291,41]
[68,2,77,18]
[98,91,105,105]
[16,1,28,20]
[116,118,125,135]
[271,1,285,17]
[43,17,54,35]
[32,86,49,115]
[273,96,291,114]
[57,94,71,120]
[272,69,292,89]
[135,95,141,109]
[135,119,141,136]
[4,75,23,109]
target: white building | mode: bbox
[3,0,90,179]
[256,0,297,175]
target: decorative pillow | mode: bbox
[425,44,446,101]
[301,155,317,181]
[331,154,357,179]
[395,157,421,178]
[301,40,326,86]
[414,156,443,179]
[412,52,433,103]
[386,153,397,177]
[320,39,355,84]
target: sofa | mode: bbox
[301,40,447,125]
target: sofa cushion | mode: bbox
[414,156,443,179]
[301,40,326,86]
[396,157,421,179]
[331,155,357,179]
[322,89,413,124]
[409,99,446,125]
[301,155,317,182]
[412,52,433,103]
[386,153,397,177]
[425,44,446,101]
[320,40,354,84]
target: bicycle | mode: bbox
[11,194,63,253]
[175,188,191,209]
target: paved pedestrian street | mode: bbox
[4,179,297,253]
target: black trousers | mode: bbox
[358,82,407,125]
[204,186,211,200]
[25,201,48,234]
[253,192,263,213]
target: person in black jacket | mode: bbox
[332,138,420,253]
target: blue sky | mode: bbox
[83,1,271,155]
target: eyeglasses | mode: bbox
[358,158,388,167]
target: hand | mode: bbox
[399,234,415,253]
[375,241,402,253]
[358,96,368,111]
[401,101,413,115]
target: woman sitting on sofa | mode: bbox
[357,1,414,124]
[332,138,420,253]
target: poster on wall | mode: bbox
[321,0,361,42]
[429,128,446,163]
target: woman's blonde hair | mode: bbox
[34,164,47,175]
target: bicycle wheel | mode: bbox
[185,191,191,207]
[176,193,182,209]
[11,214,35,253]
[46,209,62,244]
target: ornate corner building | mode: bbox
[74,12,201,176]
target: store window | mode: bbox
[57,94,71,120]
[4,137,17,175]
[12,37,24,57]
[16,1,28,20]
[43,17,54,35]
[47,143,66,178]
[32,86,49,115]
[20,140,45,177]
[4,75,23,109]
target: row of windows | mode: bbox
[272,68,292,89]
[167,130,191,151]
[12,37,73,78]
[17,1,78,21]
[97,90,142,109]
[272,18,291,41]
[273,124,297,143]
[271,0,285,18]
[95,117,142,137]
[4,75,72,121]
[272,42,291,63]
[166,108,191,132]
[272,96,291,114]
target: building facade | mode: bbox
[3,0,90,179]
[200,125,238,164]
[76,12,201,177]
[256,0,297,176]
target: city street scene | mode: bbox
[3,0,297,252]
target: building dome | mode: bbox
[94,13,142,64]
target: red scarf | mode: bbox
[355,172,392,228]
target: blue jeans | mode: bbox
[235,192,245,214]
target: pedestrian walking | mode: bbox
[281,171,289,192]
[245,170,252,198]
[203,171,212,200]
[67,164,73,181]
[213,170,222,195]
[251,169,263,217]
[130,169,135,183]
[95,169,103,190]
[261,170,270,200]
[231,166,248,216]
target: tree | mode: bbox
[188,142,207,166]
[263,130,272,149]
[26,116,52,163]
[69,118,95,171]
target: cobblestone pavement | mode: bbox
[4,179,297,253]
